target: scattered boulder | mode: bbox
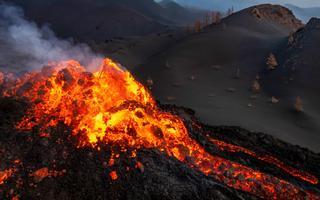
[270,96,279,104]
[250,95,258,100]
[251,8,262,19]
[288,32,295,45]
[251,80,261,93]
[171,82,182,88]
[146,77,154,90]
[227,88,236,93]
[211,65,222,71]
[294,96,303,112]
[165,61,171,69]
[234,67,240,79]
[255,74,260,80]
[266,53,278,70]
[189,75,196,81]
[166,96,176,101]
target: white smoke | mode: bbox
[0,3,103,72]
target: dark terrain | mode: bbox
[0,1,320,199]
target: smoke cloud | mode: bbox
[0,3,103,72]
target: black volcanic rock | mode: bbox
[304,17,320,30]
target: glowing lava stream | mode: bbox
[1,58,319,199]
[209,138,318,185]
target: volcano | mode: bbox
[0,58,319,200]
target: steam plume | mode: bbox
[0,3,102,72]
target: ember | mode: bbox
[0,169,13,185]
[32,167,49,183]
[0,58,319,199]
[109,171,118,180]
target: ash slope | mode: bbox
[261,17,320,143]
[130,4,320,152]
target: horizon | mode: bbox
[158,0,320,10]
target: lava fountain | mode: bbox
[0,58,319,199]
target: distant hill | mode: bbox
[159,0,184,8]
[158,0,208,25]
[285,4,320,23]
[223,4,303,34]
[173,0,255,10]
[4,0,167,42]
[5,0,207,42]
[172,0,320,12]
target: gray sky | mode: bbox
[256,0,320,7]
[168,0,320,10]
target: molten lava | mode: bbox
[1,58,319,199]
[209,138,318,185]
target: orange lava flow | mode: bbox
[209,138,319,185]
[1,58,319,199]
